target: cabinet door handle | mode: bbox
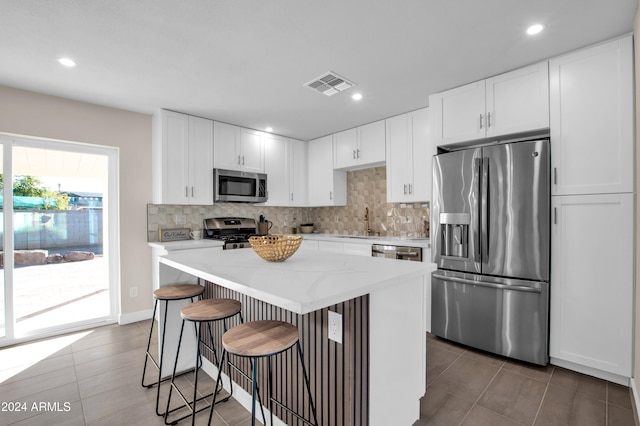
[553,168,557,185]
[353,150,356,159]
[237,155,241,165]
[291,193,294,201]
[403,184,408,195]
[408,183,413,194]
[329,191,333,200]
[487,112,492,127]
[479,114,484,129]
[242,155,245,165]
[191,187,194,197]
[554,207,557,225]
[185,186,188,197]
[357,148,360,159]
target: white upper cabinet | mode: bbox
[307,135,347,206]
[485,62,550,137]
[333,120,386,170]
[386,107,431,203]
[289,139,308,206]
[213,122,264,173]
[430,62,549,146]
[262,134,307,206]
[152,110,214,205]
[550,36,633,196]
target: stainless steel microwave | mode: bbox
[214,168,267,203]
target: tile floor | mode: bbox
[0,320,253,425]
[416,333,637,426]
[0,322,637,426]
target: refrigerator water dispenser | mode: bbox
[439,213,470,258]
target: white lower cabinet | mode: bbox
[550,193,633,381]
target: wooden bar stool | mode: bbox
[142,284,205,416]
[208,320,319,426]
[164,298,242,426]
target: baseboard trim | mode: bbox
[201,358,286,426]
[630,378,640,425]
[118,308,153,325]
[550,357,630,386]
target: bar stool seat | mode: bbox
[222,320,299,357]
[154,284,206,301]
[142,284,205,417]
[209,320,318,426]
[181,299,241,322]
[165,298,242,426]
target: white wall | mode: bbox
[633,0,640,420]
[0,85,153,317]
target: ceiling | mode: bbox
[0,0,636,141]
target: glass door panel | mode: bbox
[12,145,110,336]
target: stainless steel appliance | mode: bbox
[431,138,550,365]
[214,168,267,203]
[372,244,423,262]
[203,217,257,249]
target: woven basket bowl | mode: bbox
[248,235,303,262]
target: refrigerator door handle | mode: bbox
[473,157,482,262]
[432,271,542,294]
[481,156,489,263]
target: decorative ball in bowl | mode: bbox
[248,235,302,262]
[299,224,314,234]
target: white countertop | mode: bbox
[148,239,225,251]
[159,248,435,314]
[300,233,431,248]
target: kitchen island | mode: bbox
[157,248,434,426]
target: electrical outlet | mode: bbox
[129,286,138,298]
[328,310,342,344]
[174,214,187,225]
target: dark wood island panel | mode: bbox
[202,280,370,426]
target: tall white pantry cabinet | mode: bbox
[549,35,633,384]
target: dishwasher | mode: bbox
[371,244,423,262]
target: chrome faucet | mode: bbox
[364,207,372,236]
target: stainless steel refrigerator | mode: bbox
[431,138,550,365]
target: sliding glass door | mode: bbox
[0,135,119,344]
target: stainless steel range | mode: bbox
[203,217,257,250]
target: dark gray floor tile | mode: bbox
[426,344,460,385]
[0,366,77,401]
[430,355,500,403]
[502,359,554,384]
[478,369,547,425]
[1,353,75,385]
[461,347,506,368]
[608,382,633,409]
[73,347,141,381]
[608,403,636,426]
[461,405,526,426]
[534,384,605,426]
[426,334,467,355]
[419,386,474,425]
[550,367,606,402]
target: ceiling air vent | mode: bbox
[304,71,356,96]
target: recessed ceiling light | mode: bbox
[58,57,76,67]
[526,24,545,36]
[352,93,363,101]
[265,127,273,132]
